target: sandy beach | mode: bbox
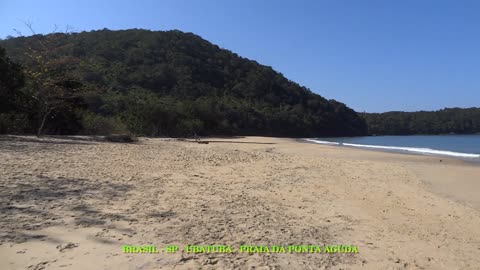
[0,135,479,270]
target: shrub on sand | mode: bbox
[80,111,128,135]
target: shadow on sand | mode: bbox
[201,140,276,145]
[0,175,133,244]
[0,135,99,145]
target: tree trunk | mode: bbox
[37,108,50,137]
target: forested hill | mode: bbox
[362,108,480,135]
[0,29,367,137]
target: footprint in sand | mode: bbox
[56,242,79,252]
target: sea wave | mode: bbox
[303,139,340,145]
[304,139,480,158]
[343,143,480,158]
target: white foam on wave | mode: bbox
[303,139,480,158]
[304,139,340,145]
[342,143,480,158]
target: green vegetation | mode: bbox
[0,29,367,137]
[0,46,26,133]
[362,108,480,135]
[2,29,477,137]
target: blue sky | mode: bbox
[1,0,479,112]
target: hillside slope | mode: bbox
[362,108,480,135]
[1,29,367,137]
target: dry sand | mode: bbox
[0,135,479,270]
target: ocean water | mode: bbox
[305,135,480,159]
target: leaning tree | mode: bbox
[15,24,84,136]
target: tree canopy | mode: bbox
[362,108,480,135]
[0,29,367,137]
[0,46,24,112]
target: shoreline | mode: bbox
[1,135,479,269]
[301,137,480,164]
[294,137,480,210]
